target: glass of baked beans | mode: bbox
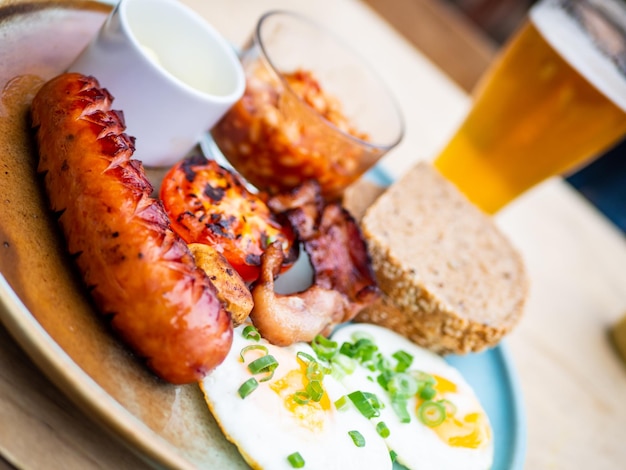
[210,11,405,200]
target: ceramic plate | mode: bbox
[0,1,525,468]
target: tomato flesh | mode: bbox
[160,155,297,282]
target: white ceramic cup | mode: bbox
[68,0,245,167]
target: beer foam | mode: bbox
[531,0,626,112]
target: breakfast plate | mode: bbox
[0,1,526,468]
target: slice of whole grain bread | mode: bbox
[352,162,528,354]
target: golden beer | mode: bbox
[433,0,626,214]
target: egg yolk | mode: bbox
[430,411,491,449]
[417,374,491,449]
[433,374,457,394]
[270,367,331,432]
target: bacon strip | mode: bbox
[250,181,379,345]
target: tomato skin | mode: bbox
[159,155,298,282]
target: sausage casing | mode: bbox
[31,73,233,384]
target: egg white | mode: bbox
[200,324,393,470]
[330,323,494,470]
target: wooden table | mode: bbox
[2,0,626,469]
[363,0,499,92]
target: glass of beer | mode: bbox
[433,0,626,214]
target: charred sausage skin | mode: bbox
[32,73,233,384]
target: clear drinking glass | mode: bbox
[433,0,626,214]
[211,10,405,200]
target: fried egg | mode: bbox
[330,324,494,470]
[200,324,393,470]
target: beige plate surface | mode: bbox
[0,1,248,468]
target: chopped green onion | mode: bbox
[376,369,393,391]
[287,451,305,468]
[247,354,279,382]
[296,351,316,364]
[376,421,390,438]
[319,361,333,376]
[237,378,259,399]
[339,341,355,358]
[248,354,277,372]
[239,344,268,362]
[389,450,398,463]
[391,398,411,423]
[348,430,366,447]
[372,353,391,373]
[388,373,418,399]
[334,395,349,411]
[419,384,437,400]
[412,370,436,387]
[392,350,414,372]
[438,398,457,417]
[312,335,338,360]
[242,325,260,341]
[306,361,325,382]
[306,380,324,402]
[293,351,331,404]
[418,400,446,427]
[354,339,378,362]
[348,391,382,419]
[339,338,378,363]
[293,391,311,405]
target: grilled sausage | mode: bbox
[31,73,233,384]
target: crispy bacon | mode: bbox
[249,242,347,346]
[250,181,379,345]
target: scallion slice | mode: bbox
[376,421,390,438]
[388,373,418,399]
[372,353,391,373]
[242,325,261,341]
[347,391,382,419]
[239,344,268,362]
[391,398,411,423]
[296,351,316,364]
[354,338,378,362]
[306,380,324,402]
[376,369,393,391]
[237,378,259,399]
[412,370,436,388]
[418,400,446,427]
[287,451,305,468]
[312,334,338,360]
[419,384,437,400]
[392,350,414,372]
[306,361,324,382]
[293,391,311,405]
[247,354,279,382]
[389,450,398,463]
[334,395,349,411]
[438,398,457,417]
[348,430,366,447]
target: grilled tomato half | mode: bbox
[160,155,298,282]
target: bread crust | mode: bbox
[352,162,528,354]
